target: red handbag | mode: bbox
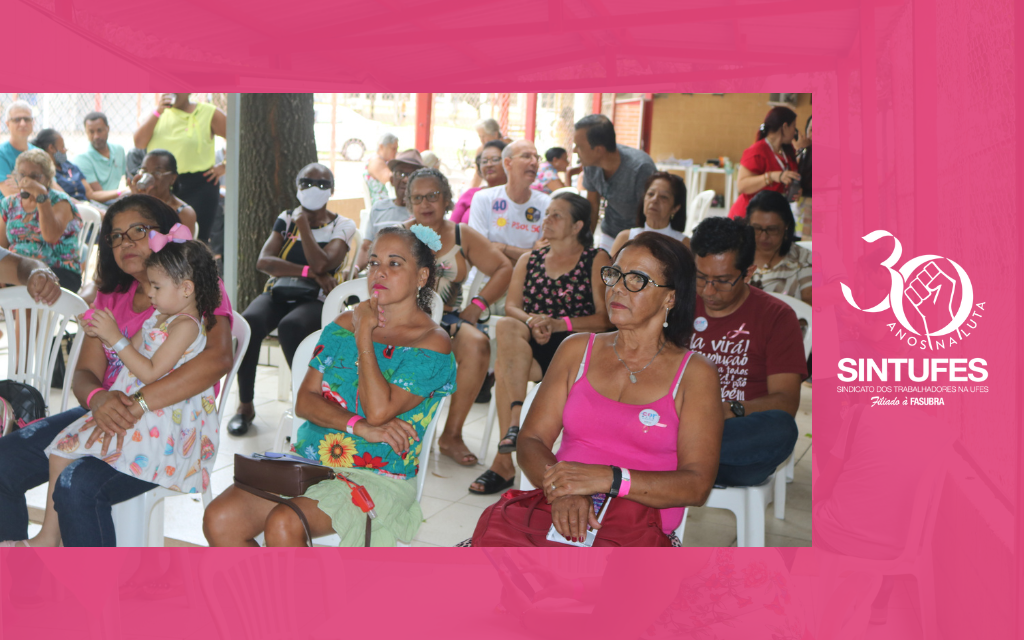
[471,489,672,547]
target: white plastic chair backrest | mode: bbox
[795,240,811,252]
[361,174,374,213]
[429,290,443,324]
[767,292,812,359]
[340,229,362,279]
[684,190,716,237]
[76,204,102,288]
[463,269,487,310]
[0,287,87,412]
[321,278,369,327]
[290,330,323,441]
[219,312,251,423]
[415,396,445,501]
[550,186,580,197]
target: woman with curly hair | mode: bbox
[0,195,236,546]
[204,226,457,546]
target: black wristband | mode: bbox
[609,465,622,497]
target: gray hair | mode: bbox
[501,139,530,161]
[4,100,34,122]
[476,118,501,136]
[377,132,399,147]
[15,148,55,183]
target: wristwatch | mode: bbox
[34,193,47,204]
[729,400,745,417]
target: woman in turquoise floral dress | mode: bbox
[204,226,456,546]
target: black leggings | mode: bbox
[236,292,323,404]
[175,171,220,244]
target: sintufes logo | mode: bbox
[841,230,984,350]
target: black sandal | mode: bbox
[497,401,523,454]
[469,469,515,495]
[497,426,520,454]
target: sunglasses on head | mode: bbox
[298,178,332,190]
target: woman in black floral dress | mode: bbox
[469,192,613,494]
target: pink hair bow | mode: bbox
[148,223,192,252]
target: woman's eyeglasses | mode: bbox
[106,224,157,248]
[751,225,783,237]
[408,191,443,205]
[298,178,332,190]
[479,157,503,166]
[601,266,673,293]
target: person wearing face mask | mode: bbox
[133,93,226,244]
[32,129,124,204]
[729,106,802,219]
[127,150,197,237]
[227,163,356,437]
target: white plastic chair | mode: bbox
[0,287,87,414]
[266,329,446,546]
[515,385,690,545]
[111,311,251,546]
[795,240,811,253]
[683,190,716,237]
[701,474,781,547]
[75,203,103,291]
[549,186,580,197]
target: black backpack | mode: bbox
[0,380,47,433]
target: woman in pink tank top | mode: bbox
[516,232,724,544]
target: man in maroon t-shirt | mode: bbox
[689,217,806,487]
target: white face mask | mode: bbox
[297,186,331,210]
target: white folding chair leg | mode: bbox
[146,495,165,547]
[747,479,770,548]
[478,394,497,463]
[112,494,147,547]
[786,453,796,482]
[774,454,793,520]
[271,346,291,403]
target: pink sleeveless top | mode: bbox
[558,334,693,533]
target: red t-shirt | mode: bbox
[689,287,807,402]
[728,139,797,219]
[93,279,234,394]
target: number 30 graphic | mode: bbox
[841,230,974,337]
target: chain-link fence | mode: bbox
[0,94,222,171]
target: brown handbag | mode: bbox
[232,454,371,547]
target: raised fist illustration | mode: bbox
[903,261,956,337]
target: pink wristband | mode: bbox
[562,316,573,332]
[86,388,102,409]
[152,109,162,118]
[471,297,487,312]
[302,265,310,278]
[619,468,632,497]
[346,414,362,434]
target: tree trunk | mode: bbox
[236,93,318,310]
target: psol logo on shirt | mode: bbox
[525,207,539,222]
[840,230,985,351]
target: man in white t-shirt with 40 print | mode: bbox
[468,139,551,268]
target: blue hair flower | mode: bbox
[411,224,442,252]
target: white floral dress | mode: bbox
[46,311,218,494]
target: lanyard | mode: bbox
[764,139,790,172]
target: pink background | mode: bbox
[1,0,1020,638]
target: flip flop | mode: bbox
[497,425,520,454]
[469,469,515,495]
[439,443,478,466]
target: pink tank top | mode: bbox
[558,334,693,534]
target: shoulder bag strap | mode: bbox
[233,479,372,548]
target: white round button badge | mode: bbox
[694,317,708,332]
